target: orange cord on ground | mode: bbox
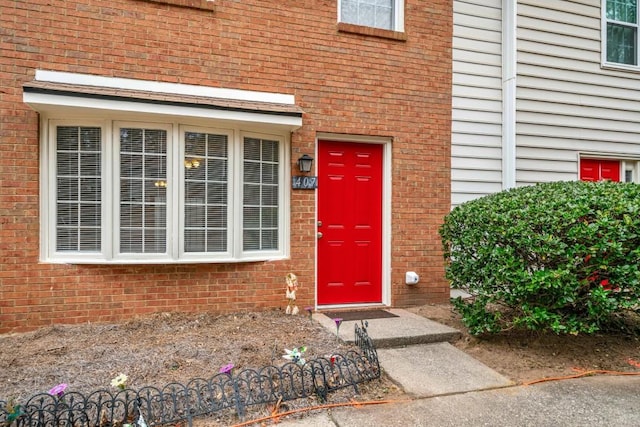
[231,398,412,427]
[522,367,640,386]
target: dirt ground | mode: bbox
[407,304,640,384]
[1,304,640,426]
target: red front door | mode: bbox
[317,140,383,305]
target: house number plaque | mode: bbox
[292,176,318,189]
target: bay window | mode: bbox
[46,120,287,263]
[25,70,301,264]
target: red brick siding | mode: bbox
[0,0,451,332]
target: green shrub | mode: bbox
[440,181,640,335]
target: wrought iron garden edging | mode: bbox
[1,321,379,426]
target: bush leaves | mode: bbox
[441,181,640,335]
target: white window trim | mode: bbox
[337,0,405,33]
[41,117,291,264]
[601,0,640,71]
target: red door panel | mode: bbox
[579,159,599,182]
[580,159,620,182]
[600,160,620,182]
[317,141,383,305]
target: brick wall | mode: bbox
[0,0,452,332]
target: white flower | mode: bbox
[283,346,307,366]
[111,373,128,390]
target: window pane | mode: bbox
[55,126,101,252]
[119,127,167,254]
[207,206,226,228]
[184,230,206,252]
[79,204,101,227]
[80,177,101,201]
[262,163,278,185]
[244,162,261,183]
[626,169,634,182]
[607,23,637,64]
[185,205,206,228]
[243,229,260,251]
[261,229,278,250]
[341,0,394,30]
[607,0,637,23]
[79,228,101,251]
[243,137,280,251]
[184,131,228,253]
[261,186,278,206]
[262,207,278,228]
[243,206,260,228]
[57,203,78,226]
[207,182,227,204]
[243,184,260,205]
[207,230,227,252]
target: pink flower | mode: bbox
[334,318,343,337]
[219,363,234,375]
[48,383,67,398]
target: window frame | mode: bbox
[579,155,640,183]
[602,0,640,71]
[338,0,405,33]
[42,117,290,264]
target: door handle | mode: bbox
[317,232,323,239]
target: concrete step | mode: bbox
[314,308,462,349]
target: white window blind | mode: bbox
[184,131,229,253]
[243,137,279,251]
[56,126,102,252]
[119,127,168,254]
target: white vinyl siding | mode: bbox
[452,0,503,207]
[452,0,640,209]
[516,0,640,185]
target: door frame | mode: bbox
[314,133,392,309]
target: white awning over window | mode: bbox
[23,70,303,130]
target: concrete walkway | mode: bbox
[313,308,513,398]
[272,309,640,426]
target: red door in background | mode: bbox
[580,159,620,182]
[317,141,383,305]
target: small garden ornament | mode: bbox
[285,273,299,315]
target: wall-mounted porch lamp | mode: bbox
[297,154,314,173]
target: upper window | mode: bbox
[46,120,288,263]
[339,0,404,32]
[604,0,640,66]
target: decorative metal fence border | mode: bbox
[1,321,379,427]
